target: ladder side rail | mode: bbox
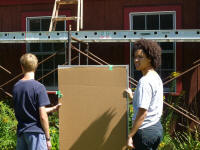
[80,0,83,29]
[53,2,61,31]
[49,0,58,31]
[77,0,80,31]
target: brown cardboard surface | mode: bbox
[58,66,128,150]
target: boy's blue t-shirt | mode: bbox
[13,79,50,136]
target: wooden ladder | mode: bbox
[49,0,83,31]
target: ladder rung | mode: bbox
[56,0,78,5]
[53,17,78,21]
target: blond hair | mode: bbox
[20,53,38,72]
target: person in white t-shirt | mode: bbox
[125,39,163,150]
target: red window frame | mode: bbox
[124,5,182,94]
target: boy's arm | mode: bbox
[39,106,51,149]
[45,103,62,114]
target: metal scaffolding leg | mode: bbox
[78,43,81,65]
[68,25,72,65]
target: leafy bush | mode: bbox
[49,112,59,150]
[128,104,134,131]
[0,100,60,150]
[173,130,200,150]
[159,90,200,150]
[0,101,17,150]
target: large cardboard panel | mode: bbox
[58,66,128,150]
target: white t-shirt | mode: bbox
[132,71,163,129]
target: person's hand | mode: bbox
[54,103,62,111]
[124,88,134,99]
[52,103,62,112]
[127,136,134,149]
[46,140,52,150]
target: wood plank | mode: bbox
[53,16,78,21]
[57,0,78,5]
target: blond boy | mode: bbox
[13,53,60,150]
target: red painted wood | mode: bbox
[0,0,54,6]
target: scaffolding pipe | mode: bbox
[164,63,200,85]
[0,65,12,75]
[68,25,72,65]
[164,101,200,125]
[0,88,13,98]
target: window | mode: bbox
[130,12,176,92]
[26,16,66,90]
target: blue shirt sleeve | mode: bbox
[36,84,50,107]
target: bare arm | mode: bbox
[39,106,51,149]
[127,108,147,149]
[128,108,147,138]
[45,103,62,114]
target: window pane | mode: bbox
[37,55,43,64]
[132,15,145,30]
[147,15,159,30]
[43,55,55,70]
[55,54,65,65]
[35,70,42,81]
[42,43,53,52]
[54,43,65,51]
[161,71,171,91]
[37,55,44,72]
[43,71,54,87]
[55,21,65,31]
[30,19,40,31]
[161,53,175,69]
[160,42,174,51]
[41,18,51,31]
[30,43,40,52]
[160,14,173,29]
[161,70,172,81]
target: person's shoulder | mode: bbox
[139,75,149,85]
[14,80,21,86]
[30,80,47,94]
[13,80,22,90]
[138,71,160,85]
[32,80,45,88]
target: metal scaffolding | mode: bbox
[1,29,200,43]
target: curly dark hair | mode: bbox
[133,39,162,69]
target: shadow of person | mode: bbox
[101,113,127,150]
[69,108,126,150]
